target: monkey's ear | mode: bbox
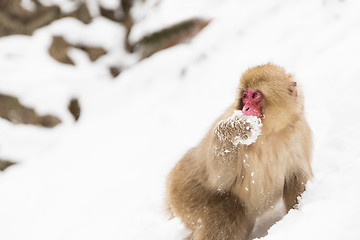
[288,81,297,97]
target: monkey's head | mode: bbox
[237,63,303,135]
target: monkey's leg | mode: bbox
[167,150,253,239]
[172,180,254,240]
[283,173,309,212]
[168,171,253,240]
[191,189,254,240]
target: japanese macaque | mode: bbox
[166,63,313,240]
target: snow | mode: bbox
[21,0,37,11]
[1,0,360,240]
[38,0,79,13]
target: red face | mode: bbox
[242,89,263,118]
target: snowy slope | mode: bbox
[0,0,360,239]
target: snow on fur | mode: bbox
[215,110,262,146]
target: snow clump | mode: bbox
[215,110,262,146]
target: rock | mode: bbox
[48,36,75,65]
[38,114,62,128]
[0,0,94,37]
[121,0,135,53]
[0,0,61,37]
[0,93,62,128]
[136,18,211,59]
[68,98,81,121]
[0,159,16,171]
[100,6,123,23]
[75,44,107,62]
[48,35,108,64]
[110,66,122,78]
[67,2,92,24]
[0,0,9,8]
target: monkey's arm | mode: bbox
[283,173,309,212]
[283,118,313,212]
[202,111,256,191]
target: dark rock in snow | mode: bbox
[75,44,108,62]
[0,93,62,128]
[49,35,108,64]
[68,98,81,121]
[67,2,92,24]
[0,0,61,37]
[48,36,75,65]
[0,159,16,171]
[110,66,122,78]
[136,18,211,59]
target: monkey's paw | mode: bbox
[215,110,262,146]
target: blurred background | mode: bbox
[0,0,359,239]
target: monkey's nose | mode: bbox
[242,103,261,117]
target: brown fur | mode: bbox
[166,63,313,240]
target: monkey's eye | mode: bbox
[252,91,261,99]
[242,93,247,99]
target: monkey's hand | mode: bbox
[215,110,262,146]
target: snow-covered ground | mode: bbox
[1,0,360,239]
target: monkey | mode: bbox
[165,63,313,240]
